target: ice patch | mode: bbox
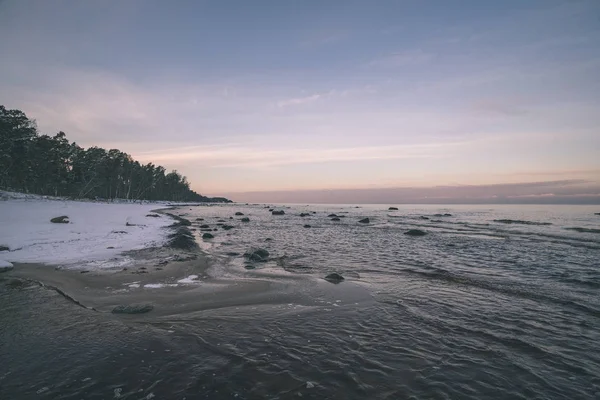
[177,274,200,284]
[144,283,177,289]
[128,284,141,288]
[0,260,13,268]
[0,197,172,269]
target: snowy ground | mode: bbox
[0,192,174,269]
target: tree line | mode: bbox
[0,105,230,202]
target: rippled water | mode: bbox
[2,204,600,399]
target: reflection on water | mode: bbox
[1,204,600,399]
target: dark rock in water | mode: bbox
[213,228,218,231]
[229,217,233,219]
[324,273,344,284]
[268,208,274,212]
[226,252,240,256]
[433,213,453,218]
[443,213,452,217]
[80,270,89,274]
[235,212,244,216]
[265,238,273,241]
[146,213,160,218]
[165,213,192,226]
[404,229,427,236]
[358,218,370,224]
[388,207,398,211]
[106,246,115,249]
[217,219,226,223]
[4,278,25,289]
[195,218,204,221]
[303,224,312,228]
[168,227,198,250]
[272,210,285,215]
[199,224,210,228]
[312,211,317,214]
[200,228,212,232]
[244,264,256,269]
[420,216,430,220]
[300,213,310,217]
[328,214,338,218]
[244,248,270,262]
[0,245,9,252]
[331,217,341,221]
[50,215,69,223]
[594,213,600,216]
[241,217,250,222]
[202,233,214,239]
[216,223,224,226]
[112,304,154,314]
[222,225,234,230]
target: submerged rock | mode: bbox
[388,207,398,211]
[146,213,160,218]
[202,233,214,239]
[0,261,14,273]
[0,245,9,252]
[235,212,244,216]
[327,214,338,218]
[50,215,69,223]
[199,224,210,228]
[168,227,198,250]
[358,218,370,224]
[420,216,430,220]
[324,273,344,284]
[303,224,312,228]
[241,217,250,222]
[404,229,427,236]
[222,225,234,230]
[331,217,341,221]
[300,213,310,217]
[272,210,285,215]
[245,248,270,262]
[195,218,204,221]
[112,304,154,314]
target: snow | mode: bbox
[177,274,200,284]
[0,194,173,269]
[144,283,177,289]
[0,260,13,268]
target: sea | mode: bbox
[1,204,600,399]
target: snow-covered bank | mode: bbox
[0,194,174,269]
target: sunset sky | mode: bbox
[1,0,599,203]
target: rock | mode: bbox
[328,214,338,218]
[50,215,69,223]
[268,208,274,212]
[222,225,234,230]
[229,217,233,219]
[213,228,218,231]
[218,219,226,223]
[443,213,452,217]
[4,278,25,289]
[216,223,224,226]
[272,210,285,215]
[244,264,256,270]
[595,213,600,216]
[235,212,244,216]
[404,229,427,236]
[324,273,344,284]
[244,248,270,262]
[241,217,250,222]
[0,245,9,252]
[300,213,310,217]
[80,270,89,274]
[388,207,398,210]
[200,224,210,228]
[265,238,273,241]
[111,304,154,314]
[202,233,214,239]
[195,218,204,221]
[331,217,341,221]
[106,246,115,249]
[358,218,370,223]
[420,216,430,220]
[312,211,317,214]
[168,227,198,250]
[303,224,312,228]
[0,260,14,273]
[146,214,160,218]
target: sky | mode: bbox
[1,0,599,203]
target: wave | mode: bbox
[493,219,552,226]
[565,227,600,234]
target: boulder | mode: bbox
[595,213,600,216]
[268,209,274,212]
[331,217,341,221]
[272,210,285,215]
[328,214,338,218]
[146,213,160,218]
[324,273,344,284]
[50,215,69,224]
[265,238,273,241]
[111,304,154,314]
[200,224,210,228]
[0,260,14,273]
[300,213,310,217]
[217,219,226,223]
[420,216,430,220]
[202,233,214,239]
[241,217,250,222]
[168,227,198,250]
[388,207,398,211]
[235,212,244,216]
[222,225,234,230]
[0,245,9,252]
[303,224,312,228]
[404,229,427,236]
[195,218,204,221]
[244,248,270,262]
[358,218,370,224]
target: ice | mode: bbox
[144,283,177,288]
[0,260,13,268]
[0,192,173,269]
[177,274,200,284]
